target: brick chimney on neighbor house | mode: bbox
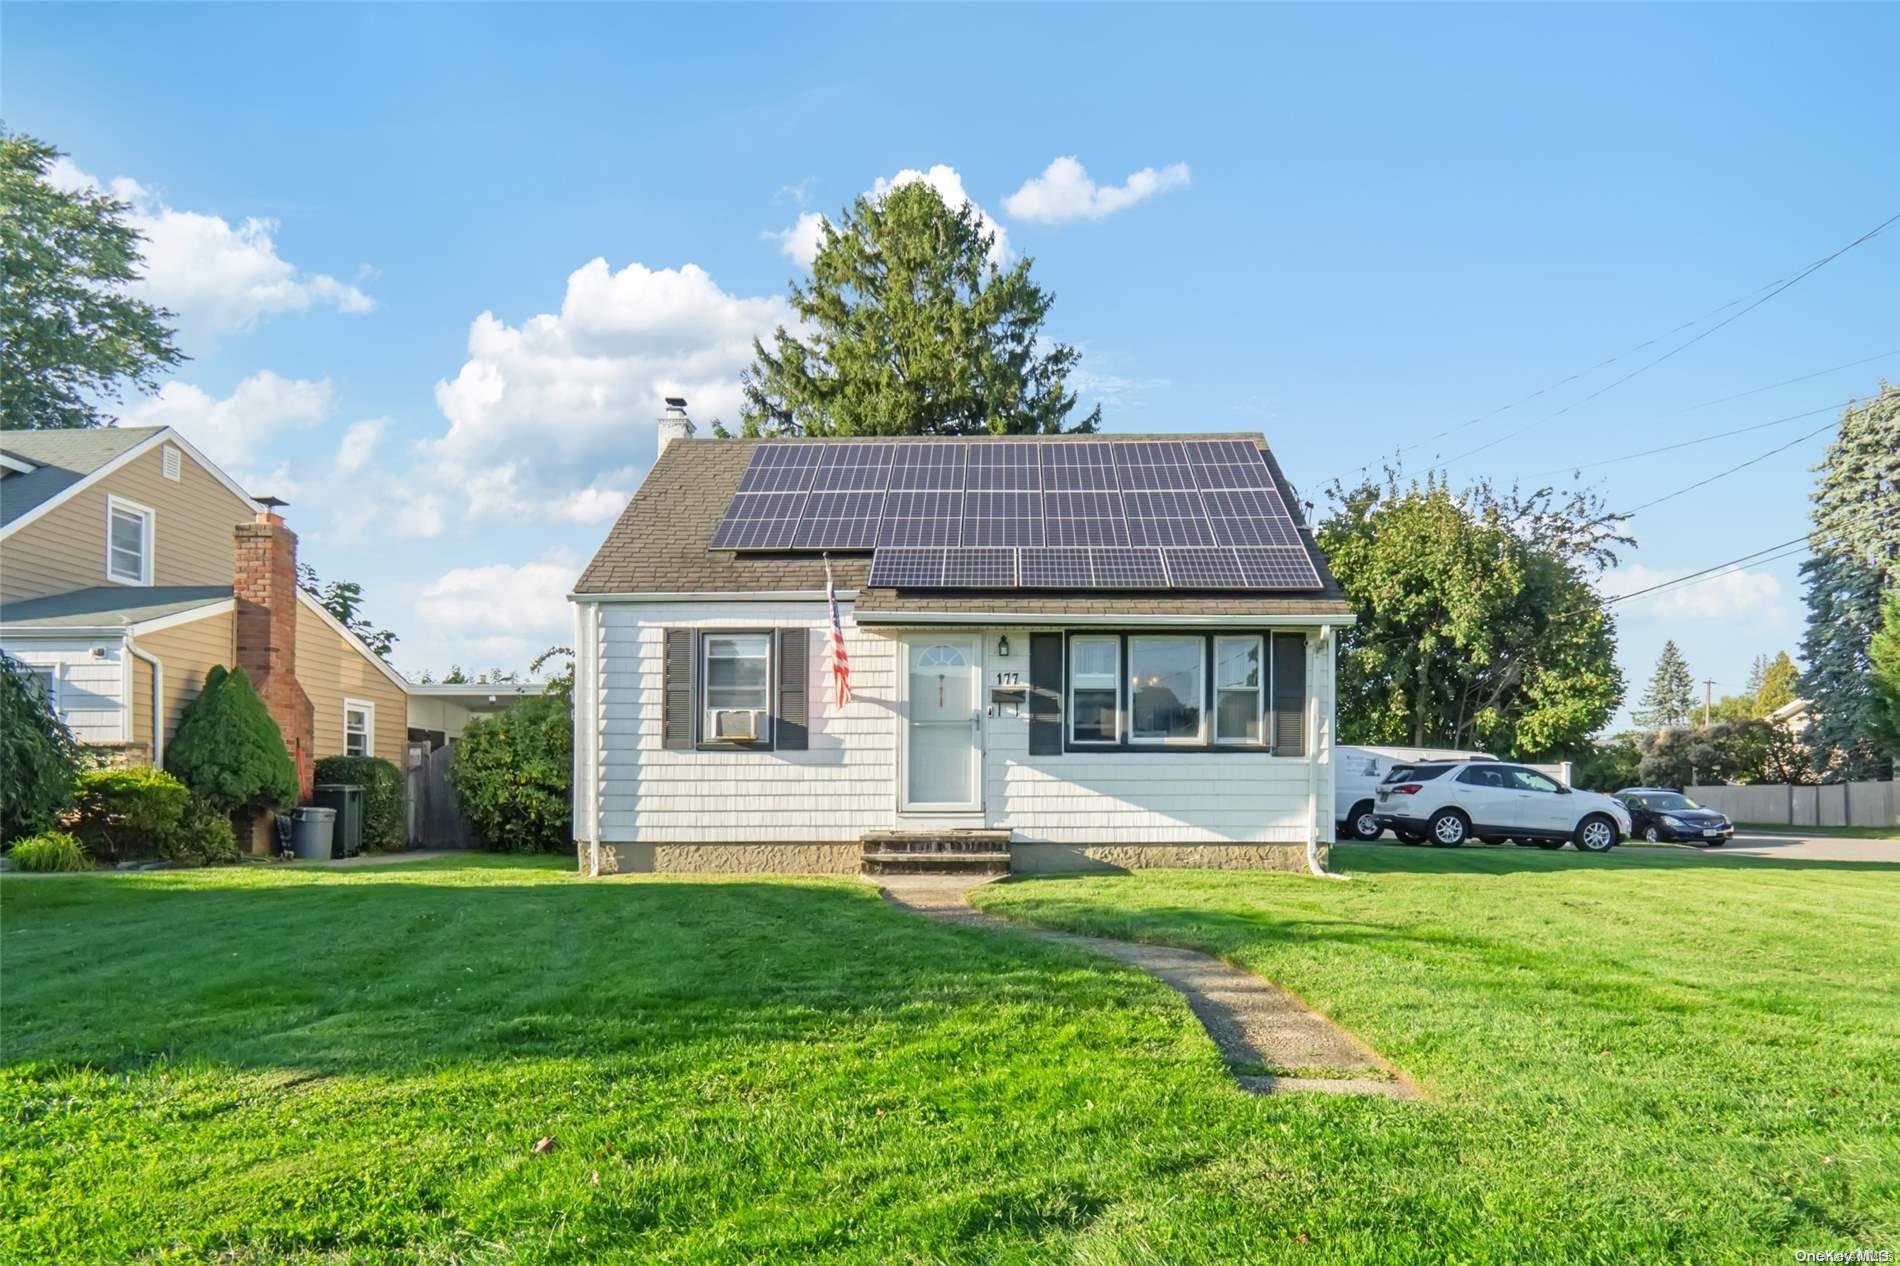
[234,507,315,803]
[657,396,696,458]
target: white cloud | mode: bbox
[415,554,580,638]
[1603,564,1792,625]
[121,370,332,469]
[766,163,1010,271]
[335,418,386,474]
[423,258,791,523]
[49,157,374,346]
[766,211,829,269]
[1003,156,1191,224]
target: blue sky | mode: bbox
[10,3,1898,721]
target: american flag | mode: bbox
[825,556,852,707]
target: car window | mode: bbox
[1508,767,1561,794]
[1645,792,1696,810]
[1385,763,1453,783]
[1456,766,1508,788]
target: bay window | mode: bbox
[1128,636,1204,743]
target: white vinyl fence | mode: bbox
[1686,781,1899,828]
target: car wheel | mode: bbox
[1575,814,1618,853]
[1396,829,1426,845]
[1428,810,1469,848]
[1643,825,1661,843]
[1349,802,1382,842]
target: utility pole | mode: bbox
[1702,678,1716,728]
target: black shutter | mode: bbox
[776,628,809,750]
[1272,633,1307,757]
[1029,633,1064,755]
[663,629,694,750]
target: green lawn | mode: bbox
[2,851,1895,1263]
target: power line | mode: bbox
[1663,347,1900,415]
[1604,536,1811,604]
[1614,417,1840,516]
[1532,400,1844,475]
[1608,543,1812,608]
[1329,214,1900,485]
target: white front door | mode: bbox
[903,636,982,811]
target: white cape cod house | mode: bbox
[569,406,1353,878]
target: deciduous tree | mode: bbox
[0,131,184,428]
[739,181,1098,437]
[297,564,399,661]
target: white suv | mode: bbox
[1373,760,1632,853]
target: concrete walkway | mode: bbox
[877,876,1418,1100]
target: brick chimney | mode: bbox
[235,509,315,802]
[657,396,696,458]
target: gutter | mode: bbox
[125,635,164,767]
[570,590,860,604]
[855,610,1356,628]
[1306,624,1346,881]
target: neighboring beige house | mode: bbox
[0,426,410,804]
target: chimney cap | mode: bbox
[663,396,688,410]
[256,495,291,509]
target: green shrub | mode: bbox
[165,666,297,815]
[69,766,189,862]
[448,686,572,854]
[313,755,407,850]
[157,796,241,865]
[8,830,89,872]
[1,653,81,843]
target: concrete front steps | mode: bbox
[860,829,1012,877]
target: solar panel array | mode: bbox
[712,439,1322,591]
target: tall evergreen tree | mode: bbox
[1866,591,1900,761]
[1798,384,1898,778]
[1743,654,1768,703]
[739,181,1098,437]
[0,131,184,428]
[1634,640,1697,729]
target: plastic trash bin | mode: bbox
[291,807,336,860]
[314,784,364,857]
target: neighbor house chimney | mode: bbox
[234,507,316,808]
[657,396,696,457]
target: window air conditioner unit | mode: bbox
[712,709,761,742]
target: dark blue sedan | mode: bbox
[1614,788,1734,846]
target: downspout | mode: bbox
[1306,624,1346,881]
[126,635,165,768]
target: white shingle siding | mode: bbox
[583,601,1335,847]
[0,638,128,743]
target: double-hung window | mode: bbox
[703,633,772,744]
[1128,636,1205,744]
[343,700,374,757]
[1069,635,1120,744]
[1213,635,1265,744]
[106,497,153,585]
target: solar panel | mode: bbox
[1234,546,1323,589]
[1019,547,1097,588]
[1090,547,1169,587]
[1200,489,1301,546]
[808,442,895,492]
[735,444,823,494]
[1186,439,1273,490]
[794,490,887,549]
[962,491,1044,546]
[1043,490,1129,546]
[1114,440,1198,490]
[1162,547,1245,587]
[1121,489,1216,547]
[889,442,967,490]
[867,547,945,588]
[878,490,963,546]
[942,546,1017,587]
[966,443,1042,491]
[710,492,806,549]
[1040,442,1120,491]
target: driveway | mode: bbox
[1657,831,1900,865]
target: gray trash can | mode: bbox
[291,807,337,860]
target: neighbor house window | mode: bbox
[105,497,154,585]
[21,665,59,711]
[1129,636,1204,743]
[702,633,771,743]
[1069,635,1120,744]
[1213,635,1265,744]
[343,699,374,757]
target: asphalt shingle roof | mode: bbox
[573,434,1352,619]
[0,427,166,529]
[0,585,232,629]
